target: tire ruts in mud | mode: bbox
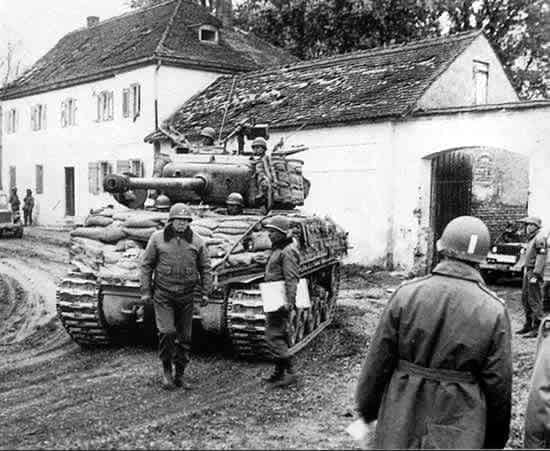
[226,263,340,360]
[56,271,111,346]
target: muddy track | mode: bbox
[0,232,534,449]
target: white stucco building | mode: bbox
[0,0,295,224]
[147,30,550,271]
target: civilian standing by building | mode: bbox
[517,216,547,338]
[262,215,300,388]
[524,316,550,448]
[141,203,212,390]
[355,216,513,449]
[23,189,35,226]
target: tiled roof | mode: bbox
[1,0,297,100]
[146,31,483,141]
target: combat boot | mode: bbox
[516,323,532,334]
[262,362,284,383]
[271,359,297,388]
[174,363,192,390]
[161,360,175,390]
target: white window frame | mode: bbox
[198,25,219,44]
[61,98,78,127]
[122,84,141,121]
[30,104,47,131]
[95,90,114,122]
[473,60,489,105]
[5,108,18,134]
[130,159,145,177]
[99,161,113,192]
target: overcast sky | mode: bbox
[0,0,131,69]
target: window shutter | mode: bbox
[109,91,114,120]
[96,94,101,122]
[132,84,141,121]
[30,106,35,131]
[15,109,18,133]
[72,99,78,126]
[41,104,47,129]
[116,159,131,174]
[88,162,100,194]
[36,165,44,194]
[122,89,129,118]
[60,101,66,127]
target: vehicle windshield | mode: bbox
[497,221,527,243]
[0,194,8,209]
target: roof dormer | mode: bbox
[199,25,219,44]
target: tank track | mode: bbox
[56,271,111,346]
[227,263,340,360]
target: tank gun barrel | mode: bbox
[103,174,207,194]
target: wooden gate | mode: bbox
[430,151,473,267]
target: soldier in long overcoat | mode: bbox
[356,216,513,449]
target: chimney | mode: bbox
[87,16,99,28]
[215,0,233,28]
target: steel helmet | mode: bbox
[264,215,291,236]
[226,192,244,206]
[154,194,171,210]
[251,137,267,150]
[200,127,216,140]
[436,216,490,263]
[518,216,542,228]
[168,203,193,221]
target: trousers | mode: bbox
[266,308,291,360]
[524,269,543,327]
[23,209,32,225]
[153,288,194,367]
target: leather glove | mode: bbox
[200,295,209,307]
[530,275,541,284]
[140,294,152,303]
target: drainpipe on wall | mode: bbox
[154,59,161,131]
[386,122,396,271]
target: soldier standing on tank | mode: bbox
[261,215,300,388]
[8,187,20,222]
[141,203,212,390]
[517,216,547,338]
[355,216,512,449]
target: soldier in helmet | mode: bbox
[355,216,512,449]
[226,192,244,215]
[200,127,217,148]
[261,215,301,388]
[141,203,212,390]
[516,216,547,338]
[251,137,268,158]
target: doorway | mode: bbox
[429,151,473,267]
[64,167,75,216]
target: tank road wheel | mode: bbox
[56,271,111,347]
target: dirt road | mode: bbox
[0,229,538,449]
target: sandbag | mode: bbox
[217,227,249,235]
[71,227,109,242]
[227,253,253,266]
[218,220,250,229]
[123,217,161,229]
[104,250,121,265]
[115,239,142,252]
[208,244,229,258]
[205,237,227,246]
[98,265,140,282]
[191,225,214,238]
[247,231,272,251]
[123,226,158,242]
[101,225,127,244]
[85,215,114,227]
[117,259,139,270]
[192,218,220,230]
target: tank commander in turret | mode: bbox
[225,192,244,215]
[141,203,212,390]
[199,126,217,149]
[251,137,268,158]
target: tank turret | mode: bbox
[104,152,309,211]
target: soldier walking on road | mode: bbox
[261,215,300,388]
[516,216,547,338]
[141,203,212,390]
[355,216,512,449]
[23,189,35,226]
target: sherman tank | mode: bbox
[56,134,348,360]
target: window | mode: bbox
[473,60,489,105]
[30,104,47,131]
[60,98,78,127]
[9,166,16,190]
[199,25,219,43]
[36,165,44,194]
[5,108,18,134]
[95,90,114,122]
[88,160,112,194]
[116,159,144,176]
[122,84,141,121]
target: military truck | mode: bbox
[0,191,23,238]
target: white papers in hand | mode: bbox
[260,279,311,312]
[346,418,376,448]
